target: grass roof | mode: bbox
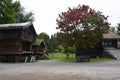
[33,39,43,45]
[33,39,47,48]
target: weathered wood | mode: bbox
[30,56,36,62]
[21,25,36,42]
[0,29,20,39]
[24,56,29,63]
[0,22,37,55]
[0,22,37,62]
[0,40,22,54]
[102,39,118,48]
[76,47,103,58]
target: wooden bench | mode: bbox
[76,55,90,62]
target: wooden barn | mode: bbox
[0,22,37,62]
[102,31,120,49]
[32,39,48,59]
[76,31,120,61]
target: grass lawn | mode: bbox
[49,52,76,62]
[49,52,115,62]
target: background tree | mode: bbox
[117,23,120,35]
[15,10,34,23]
[56,4,109,49]
[110,26,116,33]
[49,33,62,52]
[0,0,34,24]
[49,34,58,52]
[37,32,50,52]
[58,45,64,52]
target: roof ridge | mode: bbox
[0,22,32,29]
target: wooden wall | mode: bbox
[76,39,118,58]
[37,46,44,52]
[76,42,103,58]
[22,41,32,51]
[0,40,22,54]
[76,47,103,58]
[102,39,117,48]
[32,45,44,54]
[0,29,20,39]
[21,26,36,42]
[0,25,36,55]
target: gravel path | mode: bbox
[0,60,120,80]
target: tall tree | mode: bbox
[117,23,120,35]
[49,33,61,52]
[56,5,109,49]
[37,32,50,41]
[110,27,116,33]
[0,0,34,24]
[15,9,34,23]
[37,32,50,52]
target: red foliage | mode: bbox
[56,4,110,48]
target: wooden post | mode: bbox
[30,56,36,62]
[24,56,29,63]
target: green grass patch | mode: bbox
[49,52,115,62]
[90,58,114,62]
[0,61,19,64]
[49,52,76,62]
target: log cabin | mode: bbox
[32,39,46,54]
[0,22,37,61]
[32,39,48,59]
[102,31,120,49]
[76,31,120,59]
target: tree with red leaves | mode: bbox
[56,4,110,49]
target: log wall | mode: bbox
[0,40,22,54]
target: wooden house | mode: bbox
[102,31,120,49]
[32,39,48,59]
[32,39,46,54]
[76,31,120,60]
[117,42,120,49]
[0,22,37,56]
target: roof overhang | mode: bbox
[0,22,32,30]
[103,31,120,40]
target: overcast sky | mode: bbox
[19,0,120,36]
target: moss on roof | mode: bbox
[33,39,47,48]
[33,39,43,45]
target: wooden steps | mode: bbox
[104,48,120,60]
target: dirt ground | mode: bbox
[0,60,120,80]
